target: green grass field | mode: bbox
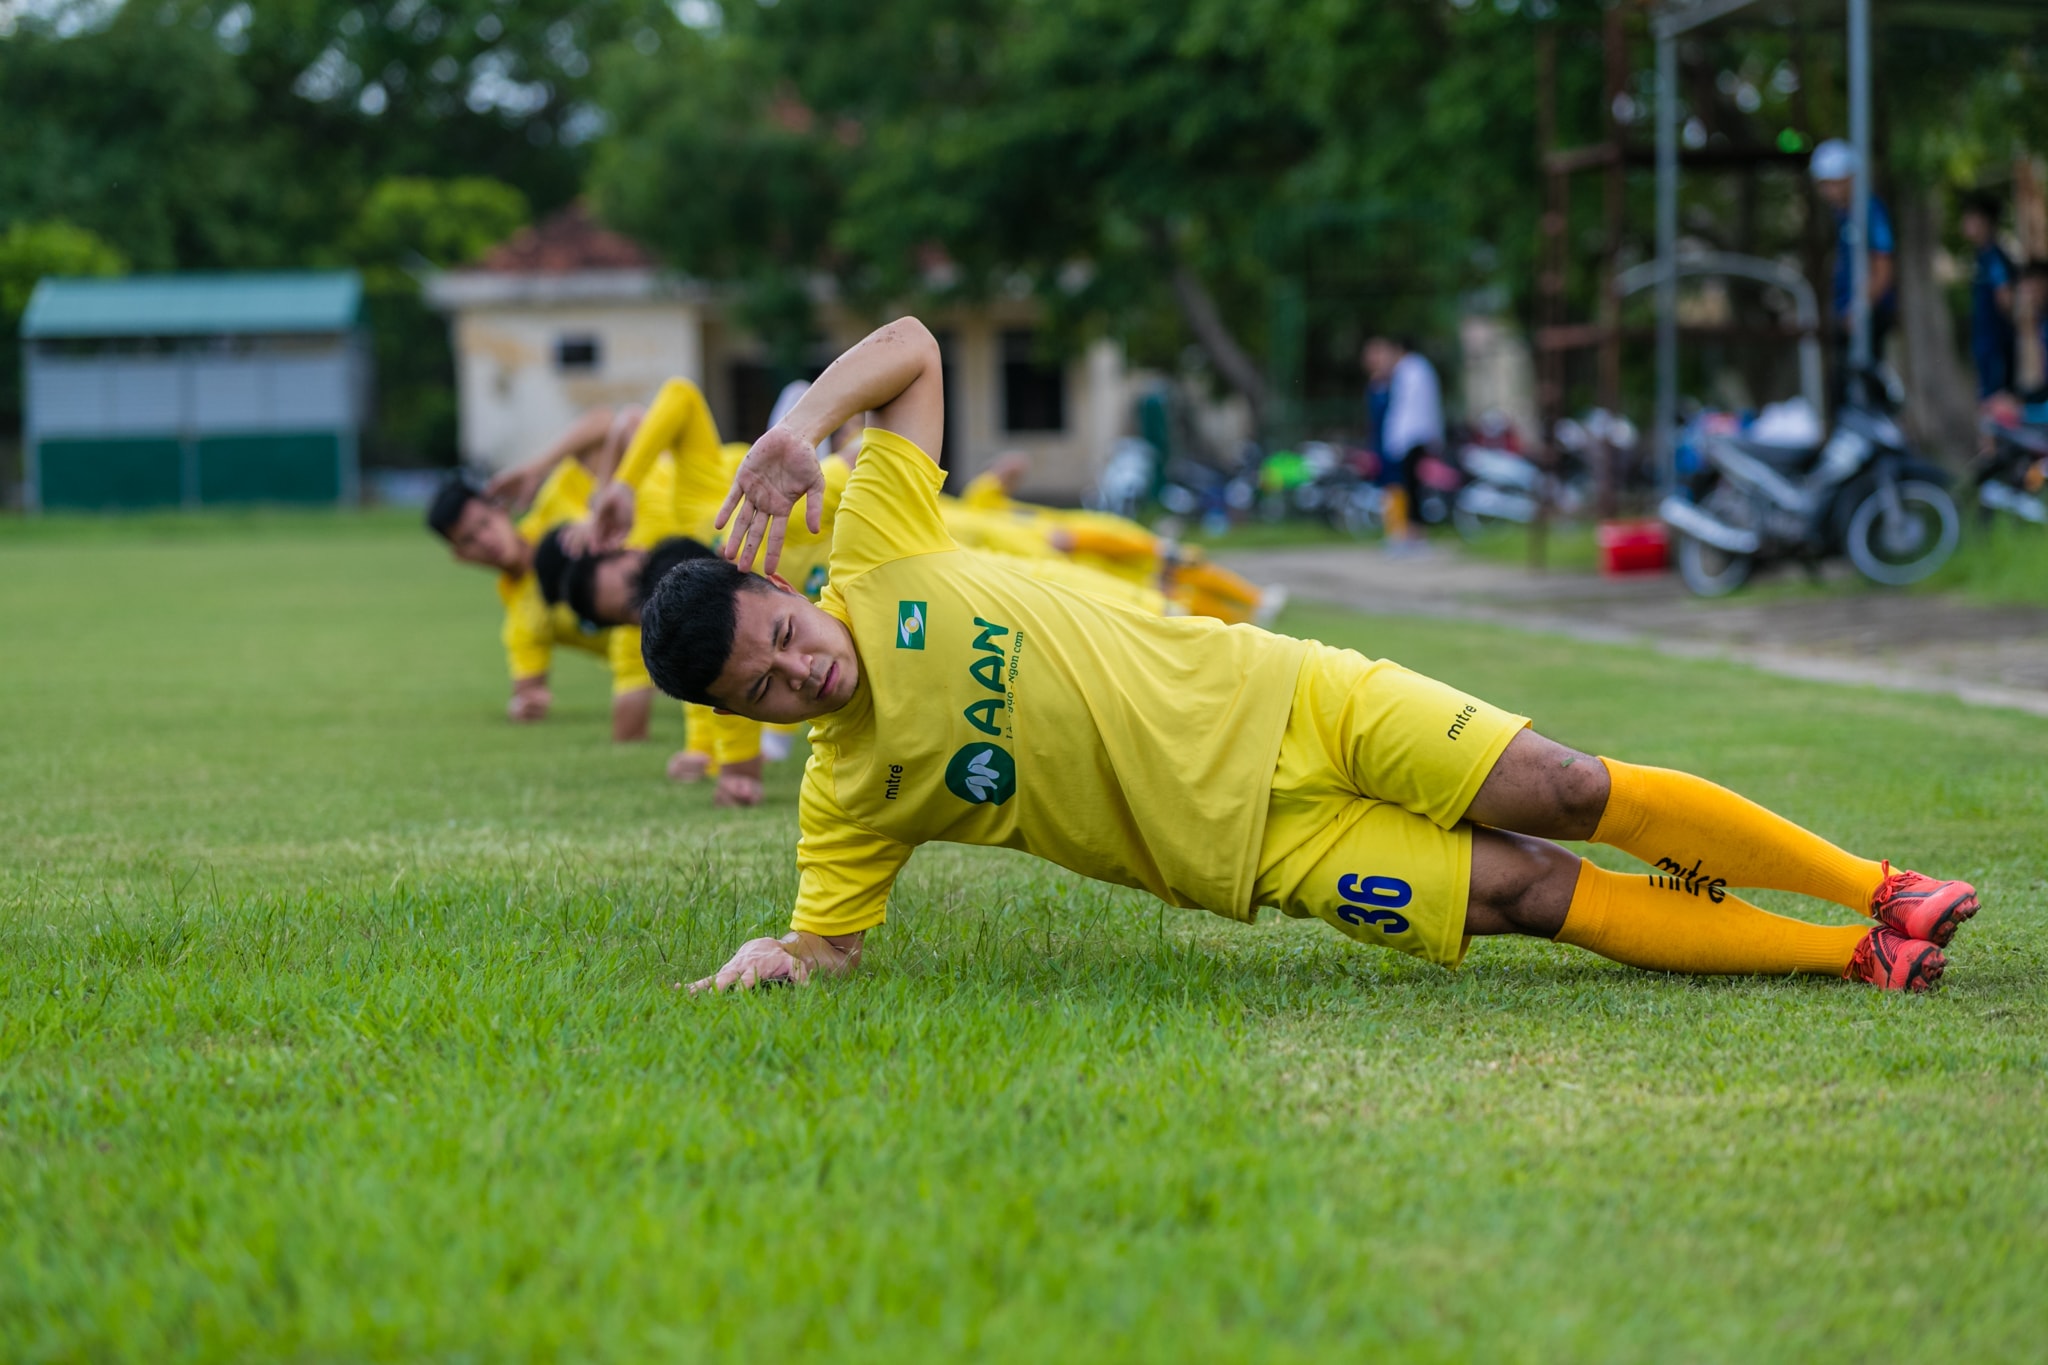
[3,511,2045,1362]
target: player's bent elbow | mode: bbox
[881,316,941,367]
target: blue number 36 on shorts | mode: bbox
[1335,874,1413,935]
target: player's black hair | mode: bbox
[532,528,572,606]
[1960,190,2004,223]
[562,549,624,629]
[631,536,717,611]
[640,556,772,706]
[425,473,481,540]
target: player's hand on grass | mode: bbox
[508,680,552,722]
[690,936,812,993]
[687,930,864,994]
[717,424,825,576]
[586,482,637,553]
[713,756,764,807]
[714,770,763,808]
[667,749,711,783]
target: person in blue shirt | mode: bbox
[1811,140,1896,408]
[1960,191,2017,399]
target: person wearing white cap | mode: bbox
[1810,138,1897,400]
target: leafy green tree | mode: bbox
[589,0,1611,427]
[0,220,127,318]
[0,220,128,482]
[345,176,530,466]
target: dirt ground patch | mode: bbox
[1224,543,2048,717]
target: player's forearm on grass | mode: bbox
[611,688,654,743]
[774,318,944,459]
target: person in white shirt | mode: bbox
[1363,335,1444,536]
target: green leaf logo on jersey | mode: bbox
[944,743,1016,806]
[896,600,927,649]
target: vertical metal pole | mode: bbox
[1848,0,1873,369]
[20,344,41,513]
[1656,32,1679,491]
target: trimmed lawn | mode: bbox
[1,513,2044,1362]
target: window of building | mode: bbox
[556,335,601,371]
[1000,329,1066,433]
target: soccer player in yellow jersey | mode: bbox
[959,451,1274,624]
[425,410,660,741]
[639,318,1981,996]
[570,377,846,804]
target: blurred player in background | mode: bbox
[424,407,661,742]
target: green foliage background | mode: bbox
[5,0,2048,468]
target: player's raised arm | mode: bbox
[719,317,944,573]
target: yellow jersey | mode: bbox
[617,378,847,602]
[956,473,1161,586]
[499,459,647,692]
[790,427,1310,937]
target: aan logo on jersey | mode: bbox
[942,615,1017,805]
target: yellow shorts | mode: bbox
[1253,643,1529,966]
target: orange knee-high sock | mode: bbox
[1594,758,1886,913]
[1557,860,1866,976]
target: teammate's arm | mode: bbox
[509,675,552,723]
[588,380,720,551]
[485,407,614,511]
[610,687,653,743]
[719,316,944,572]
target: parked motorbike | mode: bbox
[1451,415,1595,542]
[1972,411,2048,527]
[1157,442,1260,536]
[1659,365,1960,597]
[1258,442,1383,537]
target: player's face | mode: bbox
[447,499,524,573]
[707,584,861,724]
[591,551,644,625]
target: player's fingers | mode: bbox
[761,515,789,575]
[739,510,770,571]
[734,508,764,565]
[804,485,822,536]
[714,482,742,532]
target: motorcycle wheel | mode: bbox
[1676,534,1754,597]
[1452,502,1488,544]
[1844,479,1960,586]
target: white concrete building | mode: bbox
[426,205,1127,502]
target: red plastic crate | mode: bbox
[1595,518,1670,576]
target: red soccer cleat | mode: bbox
[1844,925,1947,993]
[1870,862,1979,948]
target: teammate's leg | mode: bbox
[1464,828,1913,981]
[1467,730,1978,947]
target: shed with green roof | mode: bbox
[20,271,368,510]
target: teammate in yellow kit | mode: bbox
[561,378,1166,801]
[424,407,659,741]
[957,451,1275,624]
[640,319,1979,995]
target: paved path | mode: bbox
[1223,544,2048,718]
